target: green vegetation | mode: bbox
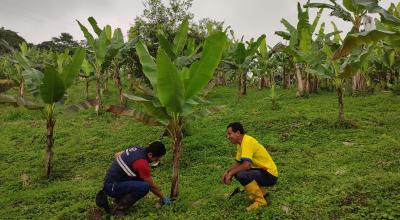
[1,0,400,219]
[1,84,399,219]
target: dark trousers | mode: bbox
[104,180,150,202]
[235,168,277,186]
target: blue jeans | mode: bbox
[104,180,150,201]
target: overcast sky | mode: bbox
[1,0,398,46]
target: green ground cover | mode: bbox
[0,84,399,219]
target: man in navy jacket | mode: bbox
[102,141,171,215]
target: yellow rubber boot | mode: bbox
[249,186,267,200]
[244,180,267,211]
[260,186,267,196]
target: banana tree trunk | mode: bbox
[283,66,291,89]
[239,71,247,96]
[103,70,109,93]
[336,86,345,124]
[113,65,124,105]
[170,118,183,198]
[305,72,310,94]
[309,75,314,92]
[95,68,101,114]
[127,72,134,91]
[385,72,391,90]
[19,79,24,97]
[295,64,305,97]
[85,79,89,100]
[315,77,320,91]
[45,106,55,178]
[352,72,366,94]
[309,75,319,93]
[259,75,269,89]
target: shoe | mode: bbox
[112,194,135,216]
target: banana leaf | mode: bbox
[311,8,324,34]
[158,32,176,60]
[233,42,246,64]
[88,17,102,36]
[355,0,400,25]
[65,99,97,112]
[305,2,353,22]
[156,48,184,113]
[185,32,227,99]
[135,40,157,89]
[343,0,363,14]
[77,20,95,47]
[333,30,398,59]
[0,94,43,110]
[102,28,125,71]
[0,79,15,93]
[105,105,163,126]
[40,67,65,104]
[173,18,189,55]
[22,68,44,97]
[275,31,291,41]
[94,31,108,65]
[61,47,86,89]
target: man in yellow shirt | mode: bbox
[221,122,278,211]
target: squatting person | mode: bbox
[221,122,278,211]
[100,141,171,215]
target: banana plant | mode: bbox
[107,19,227,197]
[0,48,85,177]
[0,41,30,96]
[224,34,265,97]
[80,58,95,100]
[275,3,325,96]
[369,46,396,90]
[305,0,400,93]
[0,56,17,93]
[332,30,400,95]
[254,37,270,90]
[319,23,398,123]
[77,17,123,114]
[306,0,400,29]
[256,39,294,91]
[102,27,126,104]
[119,38,141,91]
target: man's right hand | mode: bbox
[221,171,228,184]
[161,197,172,205]
[221,171,232,184]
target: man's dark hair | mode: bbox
[227,122,245,134]
[146,141,166,157]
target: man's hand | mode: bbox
[221,171,228,184]
[161,197,172,205]
[225,172,233,184]
[221,171,233,184]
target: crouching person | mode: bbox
[221,122,278,211]
[101,141,171,215]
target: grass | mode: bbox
[0,82,399,219]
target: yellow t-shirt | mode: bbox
[235,134,278,177]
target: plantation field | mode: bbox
[1,84,400,219]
